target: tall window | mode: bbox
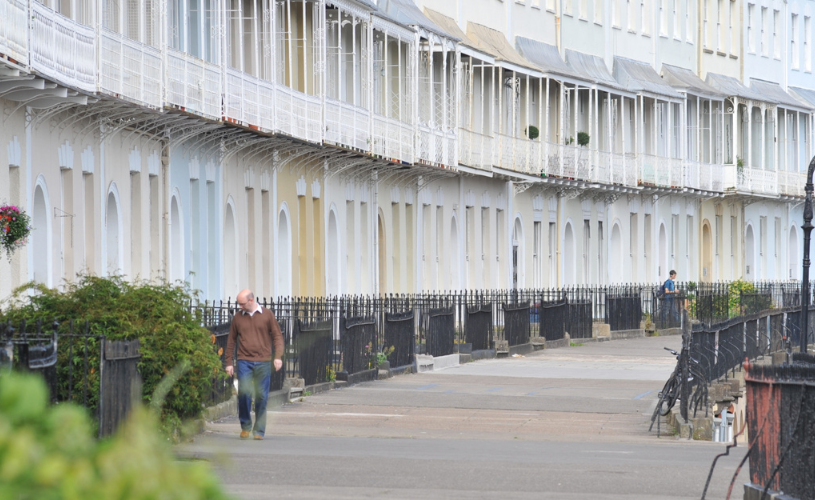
[546,0,555,12]
[728,0,734,53]
[761,7,768,55]
[806,17,812,72]
[595,0,603,23]
[686,0,692,41]
[613,0,620,26]
[774,10,780,59]
[533,221,541,288]
[660,0,667,35]
[565,0,573,16]
[548,222,556,285]
[673,0,679,36]
[598,221,604,284]
[792,14,800,70]
[641,0,649,35]
[580,0,588,19]
[703,0,709,48]
[716,0,722,50]
[583,220,591,284]
[629,0,636,30]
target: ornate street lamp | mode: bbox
[799,156,815,355]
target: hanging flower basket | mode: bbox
[0,204,32,259]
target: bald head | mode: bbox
[237,289,256,313]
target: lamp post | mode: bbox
[799,156,815,355]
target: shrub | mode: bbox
[577,131,590,147]
[0,372,231,500]
[0,276,223,438]
[525,125,539,140]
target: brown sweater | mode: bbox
[225,306,284,367]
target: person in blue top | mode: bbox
[662,270,678,324]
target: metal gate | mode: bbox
[384,310,414,368]
[465,304,492,350]
[426,306,455,357]
[99,339,142,437]
[341,315,376,374]
[503,301,530,347]
[295,319,333,386]
[539,298,567,341]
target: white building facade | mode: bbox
[1,0,813,302]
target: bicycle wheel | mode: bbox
[658,378,678,416]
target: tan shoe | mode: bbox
[253,434,264,440]
[240,431,251,439]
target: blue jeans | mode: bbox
[236,360,272,437]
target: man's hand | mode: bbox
[226,365,234,377]
[274,359,283,372]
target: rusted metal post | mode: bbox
[800,156,815,354]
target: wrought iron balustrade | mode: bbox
[723,164,779,196]
[274,84,323,144]
[372,113,414,164]
[31,1,95,92]
[778,170,806,197]
[224,68,274,132]
[100,29,162,109]
[166,49,222,120]
[325,97,370,152]
[458,128,494,172]
[0,0,28,65]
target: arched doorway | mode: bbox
[224,203,238,299]
[32,184,48,285]
[450,215,459,290]
[512,217,523,289]
[327,209,340,296]
[563,222,575,285]
[610,222,622,283]
[170,196,184,283]
[378,213,386,294]
[702,222,712,282]
[106,191,120,276]
[789,226,799,281]
[277,207,291,297]
[745,224,755,280]
[659,223,667,280]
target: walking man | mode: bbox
[225,289,284,440]
[662,270,679,325]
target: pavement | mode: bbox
[179,335,751,500]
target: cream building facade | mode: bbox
[1,0,814,302]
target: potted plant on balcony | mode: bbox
[0,204,31,261]
[736,156,744,184]
[577,131,590,147]
[524,125,539,140]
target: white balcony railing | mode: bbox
[31,2,95,92]
[372,114,414,164]
[224,68,274,132]
[458,128,494,172]
[418,126,449,167]
[723,164,779,196]
[544,142,591,181]
[166,49,222,120]
[0,0,28,65]
[779,171,806,197]
[684,160,701,190]
[325,98,370,152]
[275,84,322,144]
[100,29,162,108]
[495,133,542,175]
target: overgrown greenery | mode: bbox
[0,372,231,500]
[0,276,223,438]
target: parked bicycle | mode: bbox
[649,346,709,432]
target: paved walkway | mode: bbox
[180,336,750,499]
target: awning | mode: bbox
[613,57,683,99]
[750,79,814,110]
[515,37,583,81]
[375,0,457,41]
[660,64,725,99]
[566,50,623,90]
[423,8,487,57]
[466,22,540,73]
[790,86,815,109]
[705,73,766,102]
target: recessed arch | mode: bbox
[512,215,524,289]
[378,209,387,294]
[224,198,238,299]
[658,221,668,280]
[789,225,799,281]
[702,220,712,282]
[450,212,460,290]
[327,205,341,296]
[610,221,623,284]
[170,192,184,284]
[32,176,51,286]
[105,183,123,276]
[277,202,292,298]
[563,220,575,286]
[745,223,755,280]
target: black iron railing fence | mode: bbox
[0,319,141,437]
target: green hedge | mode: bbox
[0,276,223,438]
[0,372,231,500]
